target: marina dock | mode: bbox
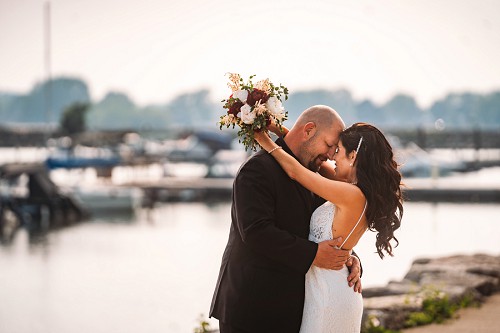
[123,177,500,203]
[124,177,235,202]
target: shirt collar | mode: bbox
[275,136,300,162]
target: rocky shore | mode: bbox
[362,253,500,331]
[204,254,500,332]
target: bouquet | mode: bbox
[219,73,289,151]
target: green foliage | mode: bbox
[404,288,478,328]
[458,292,479,308]
[193,314,212,333]
[166,89,219,128]
[405,311,435,326]
[86,92,138,129]
[362,288,480,332]
[0,77,90,124]
[2,77,500,130]
[382,94,422,128]
[60,102,89,135]
[364,326,401,333]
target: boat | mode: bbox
[206,149,250,178]
[0,163,86,242]
[70,185,143,216]
[45,145,121,170]
[397,142,467,177]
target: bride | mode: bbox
[255,122,404,332]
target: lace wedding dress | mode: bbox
[300,201,366,333]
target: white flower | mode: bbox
[266,96,285,119]
[240,104,256,124]
[233,89,248,103]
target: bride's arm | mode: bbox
[255,131,362,206]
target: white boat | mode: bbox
[397,142,466,177]
[206,149,250,178]
[70,185,143,216]
[50,168,143,216]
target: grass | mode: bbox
[362,287,479,333]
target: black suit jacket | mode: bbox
[210,138,323,332]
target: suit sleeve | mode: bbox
[233,157,317,274]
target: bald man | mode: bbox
[210,105,362,333]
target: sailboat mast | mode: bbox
[44,0,52,133]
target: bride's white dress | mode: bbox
[300,201,364,333]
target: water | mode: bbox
[1,200,499,333]
[1,147,499,332]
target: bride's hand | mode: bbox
[253,130,274,152]
[267,118,288,137]
[267,120,282,136]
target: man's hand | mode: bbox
[346,256,362,293]
[312,237,350,270]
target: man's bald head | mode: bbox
[285,105,345,171]
[294,105,345,134]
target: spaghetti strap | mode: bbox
[339,200,367,249]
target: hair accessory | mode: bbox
[355,136,363,154]
[350,136,363,167]
[268,146,282,154]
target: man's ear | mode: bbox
[303,122,316,139]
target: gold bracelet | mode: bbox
[268,146,282,154]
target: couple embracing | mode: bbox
[210,105,404,332]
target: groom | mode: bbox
[210,105,362,332]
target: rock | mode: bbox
[364,280,421,298]
[467,267,500,279]
[362,286,405,298]
[412,258,432,264]
[419,271,498,296]
[364,294,422,311]
[363,308,416,331]
[361,254,500,330]
[363,294,422,330]
[404,254,500,295]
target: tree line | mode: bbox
[0,77,499,134]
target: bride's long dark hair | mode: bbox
[339,123,403,259]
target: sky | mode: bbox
[1,0,500,108]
